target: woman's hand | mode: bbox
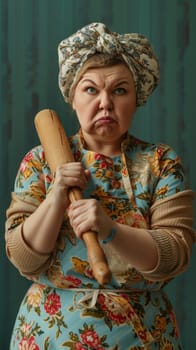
[51,162,90,209]
[68,198,113,240]
[21,162,90,254]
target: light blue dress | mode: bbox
[8,132,187,349]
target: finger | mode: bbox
[70,199,97,211]
[69,200,100,235]
[55,170,88,189]
[71,215,98,238]
[57,162,85,174]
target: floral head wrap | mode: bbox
[58,22,160,106]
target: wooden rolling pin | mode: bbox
[34,109,111,285]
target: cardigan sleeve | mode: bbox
[140,189,195,280]
[5,146,55,278]
[5,192,52,278]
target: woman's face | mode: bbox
[72,63,136,146]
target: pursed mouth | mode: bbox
[95,116,116,125]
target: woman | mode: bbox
[5,23,195,349]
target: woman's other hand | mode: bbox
[68,198,113,240]
[51,162,90,209]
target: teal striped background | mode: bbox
[0,0,195,348]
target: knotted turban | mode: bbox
[58,22,160,106]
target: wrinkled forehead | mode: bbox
[75,63,135,88]
[70,55,135,100]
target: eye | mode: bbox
[85,86,97,94]
[114,87,126,95]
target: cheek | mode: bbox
[74,105,91,128]
[120,102,136,117]
[120,104,136,128]
[75,99,97,118]
[72,98,85,116]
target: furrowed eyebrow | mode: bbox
[80,79,130,86]
[114,80,129,86]
[80,79,96,85]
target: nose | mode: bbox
[99,91,113,111]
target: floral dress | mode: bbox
[8,132,187,350]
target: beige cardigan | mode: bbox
[5,189,195,281]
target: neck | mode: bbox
[81,130,127,157]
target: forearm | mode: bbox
[23,191,67,254]
[107,222,159,271]
[5,193,54,276]
[105,190,195,280]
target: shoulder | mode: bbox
[14,145,52,194]
[125,134,186,185]
[16,145,51,179]
[125,134,183,164]
[125,135,187,200]
[19,145,47,168]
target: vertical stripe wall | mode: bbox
[0,0,195,348]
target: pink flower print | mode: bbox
[94,153,102,161]
[45,173,53,183]
[100,161,109,169]
[44,293,61,315]
[75,342,86,350]
[138,329,148,342]
[23,151,34,162]
[116,217,124,224]
[63,275,82,288]
[18,336,40,350]
[95,154,114,169]
[156,146,165,158]
[81,330,102,349]
[20,322,34,338]
[98,293,132,325]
